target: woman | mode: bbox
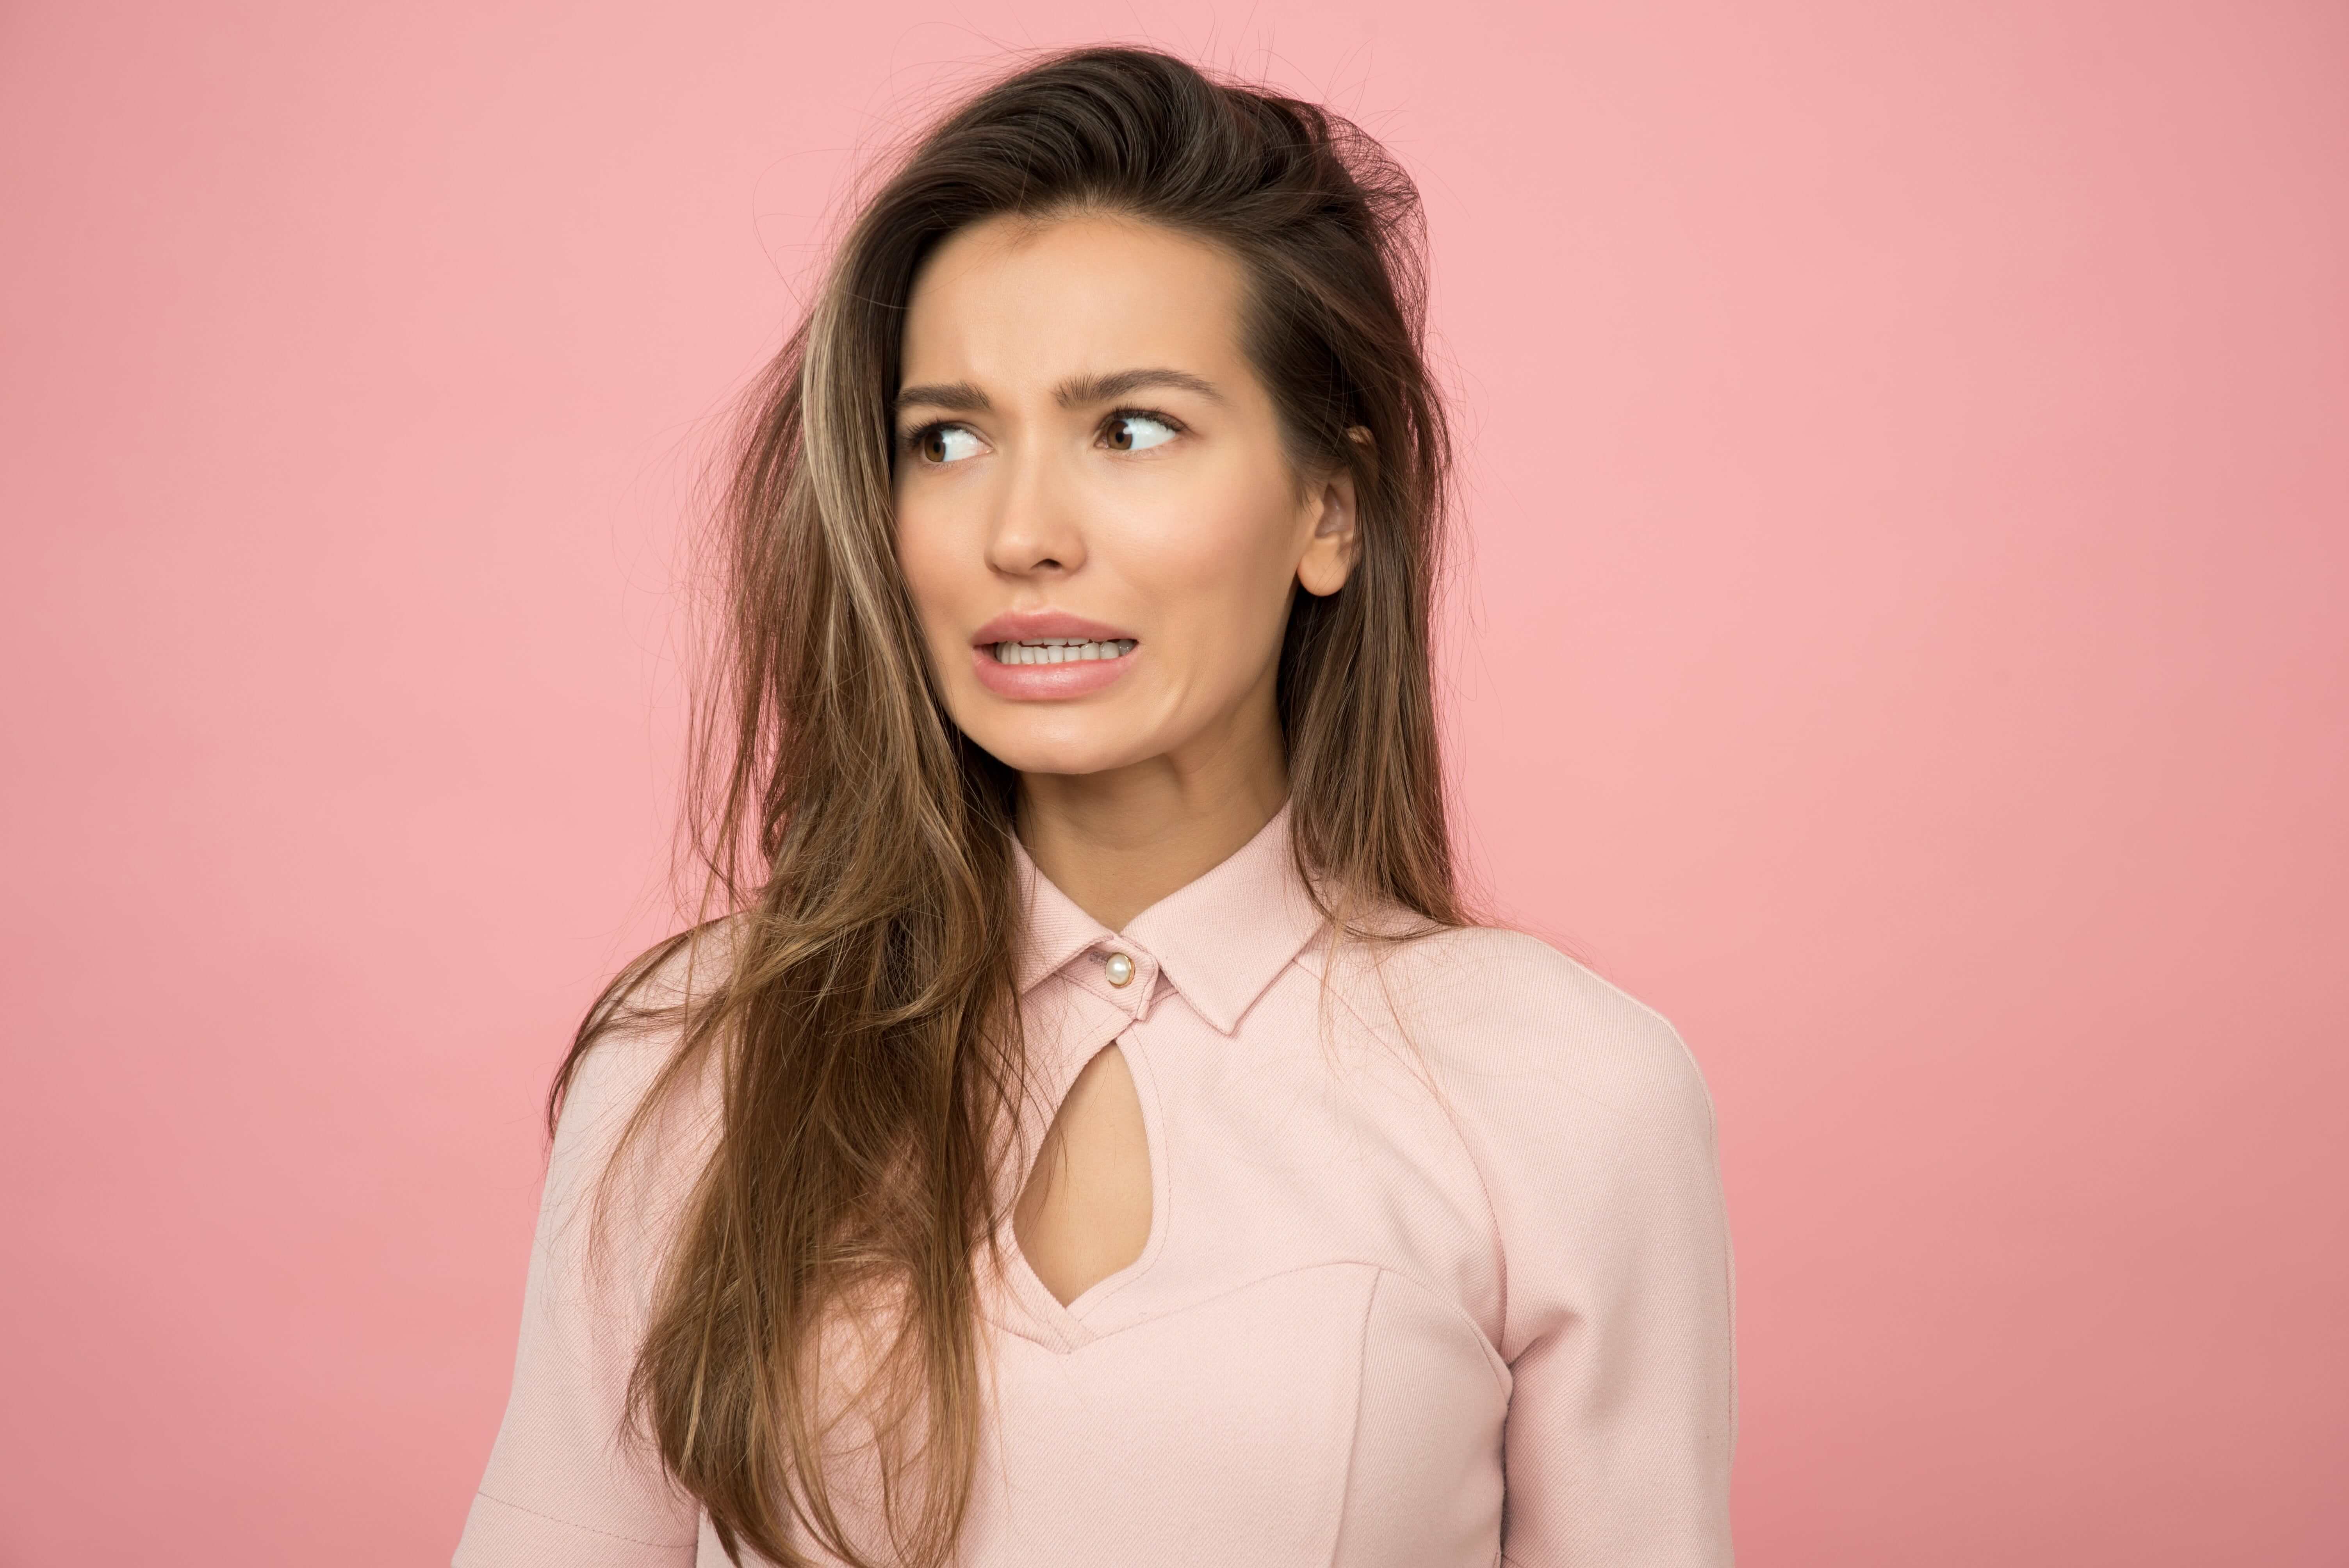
[456,45,1734,1568]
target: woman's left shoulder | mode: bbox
[1326,921,1716,1132]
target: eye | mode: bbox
[910,424,985,465]
[1101,412,1180,453]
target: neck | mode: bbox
[1015,704,1288,932]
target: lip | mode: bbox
[969,609,1141,702]
[970,609,1138,646]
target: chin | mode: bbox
[959,710,1161,780]
[971,734,1149,779]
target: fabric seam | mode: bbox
[1322,1267,1383,1567]
[471,1488,697,1549]
[1304,949,1514,1352]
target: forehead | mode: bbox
[899,212,1250,386]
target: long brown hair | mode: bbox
[557,46,1463,1566]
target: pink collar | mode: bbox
[1010,804,1328,1035]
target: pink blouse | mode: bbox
[454,807,1736,1565]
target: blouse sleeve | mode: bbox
[452,1022,709,1566]
[1431,933,1738,1567]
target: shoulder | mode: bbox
[550,920,738,1192]
[1317,921,1716,1140]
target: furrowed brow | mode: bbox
[1054,368,1225,408]
[894,382,992,415]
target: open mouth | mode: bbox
[989,638,1138,666]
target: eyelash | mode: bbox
[895,407,1189,461]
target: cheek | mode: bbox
[892,497,968,642]
[1132,464,1302,644]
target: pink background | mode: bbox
[4,2,2344,1562]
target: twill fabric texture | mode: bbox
[453,808,1738,1566]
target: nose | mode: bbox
[982,445,1086,579]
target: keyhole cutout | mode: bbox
[1012,1044,1153,1308]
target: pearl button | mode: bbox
[1103,951,1135,987]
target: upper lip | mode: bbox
[970,609,1138,647]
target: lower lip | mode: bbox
[970,645,1139,700]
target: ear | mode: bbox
[1296,429,1370,598]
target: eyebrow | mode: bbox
[893,381,992,415]
[1055,367,1225,407]
[892,367,1225,417]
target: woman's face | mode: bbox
[892,212,1358,784]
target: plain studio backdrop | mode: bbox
[3,2,2343,1563]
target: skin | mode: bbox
[892,212,1360,1305]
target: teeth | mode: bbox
[991,638,1137,666]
